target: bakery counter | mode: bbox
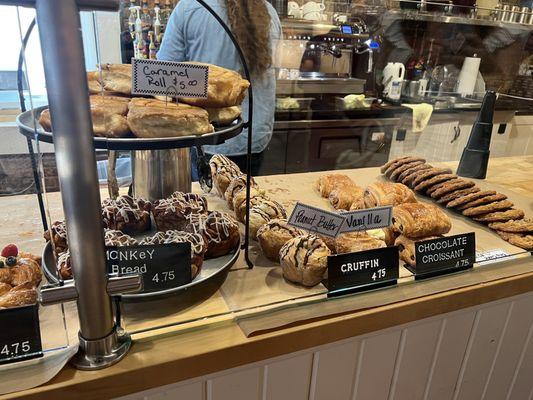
[2,156,533,399]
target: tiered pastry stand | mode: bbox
[18,106,244,300]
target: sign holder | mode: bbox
[405,233,476,280]
[0,304,43,365]
[327,246,400,298]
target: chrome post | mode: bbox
[34,0,131,369]
[132,148,192,201]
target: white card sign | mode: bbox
[340,206,392,233]
[131,58,209,98]
[287,202,346,238]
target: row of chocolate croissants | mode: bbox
[316,174,417,211]
[315,173,453,268]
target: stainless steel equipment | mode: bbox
[132,149,192,201]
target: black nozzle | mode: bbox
[456,91,496,179]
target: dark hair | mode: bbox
[225,0,273,76]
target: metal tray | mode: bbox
[17,106,244,151]
[42,240,240,301]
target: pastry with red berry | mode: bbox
[0,244,42,309]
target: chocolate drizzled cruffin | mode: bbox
[381,156,531,250]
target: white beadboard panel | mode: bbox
[388,319,442,400]
[482,295,533,400]
[264,353,313,400]
[146,381,203,400]
[209,367,262,400]
[313,340,361,400]
[453,302,511,400]
[423,310,476,400]
[352,330,402,400]
[506,322,533,400]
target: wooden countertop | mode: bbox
[2,155,533,400]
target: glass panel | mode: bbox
[6,0,531,342]
[0,5,70,366]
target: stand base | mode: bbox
[70,327,132,371]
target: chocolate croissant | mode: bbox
[316,174,357,198]
[363,182,417,208]
[329,184,365,211]
[395,234,442,267]
[392,203,452,238]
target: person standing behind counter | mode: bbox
[157,0,282,177]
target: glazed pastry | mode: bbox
[383,156,426,177]
[472,208,525,223]
[43,220,68,256]
[210,154,242,197]
[399,164,432,185]
[436,187,481,205]
[316,174,356,198]
[0,282,38,309]
[334,232,386,255]
[39,95,131,138]
[127,98,214,138]
[179,62,250,108]
[225,174,257,210]
[489,218,533,233]
[153,194,205,232]
[395,235,441,267]
[495,231,533,250]
[207,106,242,125]
[0,247,42,308]
[256,219,306,262]
[392,203,452,238]
[57,251,72,280]
[104,229,138,247]
[140,231,207,279]
[246,199,287,239]
[279,235,331,287]
[329,183,365,211]
[367,227,397,247]
[430,179,475,199]
[389,160,425,181]
[456,193,508,211]
[363,182,417,208]
[414,174,457,193]
[102,195,152,235]
[92,64,132,95]
[462,200,514,217]
[170,192,208,214]
[185,211,240,258]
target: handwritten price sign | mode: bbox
[131,59,209,98]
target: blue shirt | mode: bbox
[157,0,281,155]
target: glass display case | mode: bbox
[1,0,532,393]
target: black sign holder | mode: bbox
[405,233,476,280]
[0,304,43,365]
[327,246,400,298]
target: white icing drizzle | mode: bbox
[102,195,150,226]
[187,211,237,244]
[140,230,205,255]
